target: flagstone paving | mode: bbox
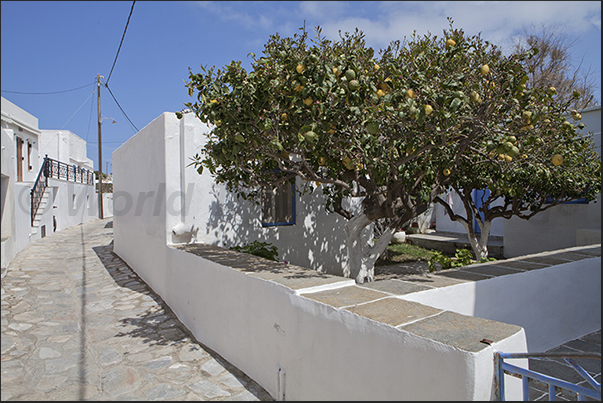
[1,218,273,401]
[2,218,599,400]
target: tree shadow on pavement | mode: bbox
[91,240,274,401]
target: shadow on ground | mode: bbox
[374,260,430,280]
[92,222,274,400]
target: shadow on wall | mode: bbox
[202,181,350,277]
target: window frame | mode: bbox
[260,180,296,227]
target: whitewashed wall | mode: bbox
[504,198,601,257]
[40,130,94,170]
[113,110,528,400]
[40,130,69,164]
[1,96,98,268]
[2,97,41,267]
[163,246,526,401]
[113,113,170,296]
[1,128,16,265]
[102,192,113,218]
[115,112,357,277]
[433,190,505,236]
[401,249,601,352]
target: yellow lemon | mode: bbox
[296,64,305,74]
[446,38,456,48]
[480,64,490,76]
[552,154,563,166]
[406,89,416,98]
[443,168,451,176]
[376,89,386,97]
[469,91,481,103]
[343,157,354,170]
[424,104,433,115]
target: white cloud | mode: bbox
[194,1,275,31]
[298,1,348,20]
[303,1,601,52]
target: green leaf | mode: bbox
[449,98,461,111]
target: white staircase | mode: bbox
[31,187,51,236]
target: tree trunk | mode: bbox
[461,220,491,260]
[344,213,395,283]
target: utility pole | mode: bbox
[97,74,104,219]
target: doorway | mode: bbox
[16,137,23,182]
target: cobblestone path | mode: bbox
[1,218,273,401]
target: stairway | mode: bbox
[31,187,51,236]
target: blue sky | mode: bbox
[2,1,601,173]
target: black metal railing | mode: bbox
[30,157,49,226]
[30,155,95,225]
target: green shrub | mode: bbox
[428,248,481,272]
[453,248,474,267]
[229,241,279,261]
[428,251,453,272]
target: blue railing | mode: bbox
[494,351,601,401]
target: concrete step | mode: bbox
[31,188,51,228]
[406,231,504,259]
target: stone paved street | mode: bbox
[1,218,600,400]
[527,330,601,401]
[1,218,273,401]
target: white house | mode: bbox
[433,105,601,257]
[1,96,98,268]
[113,111,356,277]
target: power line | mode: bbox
[60,88,97,129]
[104,83,139,132]
[85,85,96,142]
[1,82,95,95]
[106,1,136,85]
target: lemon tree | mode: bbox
[431,57,601,259]
[180,22,598,282]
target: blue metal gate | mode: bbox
[494,351,601,400]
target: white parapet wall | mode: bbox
[113,110,530,400]
[160,245,527,401]
[401,247,602,352]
